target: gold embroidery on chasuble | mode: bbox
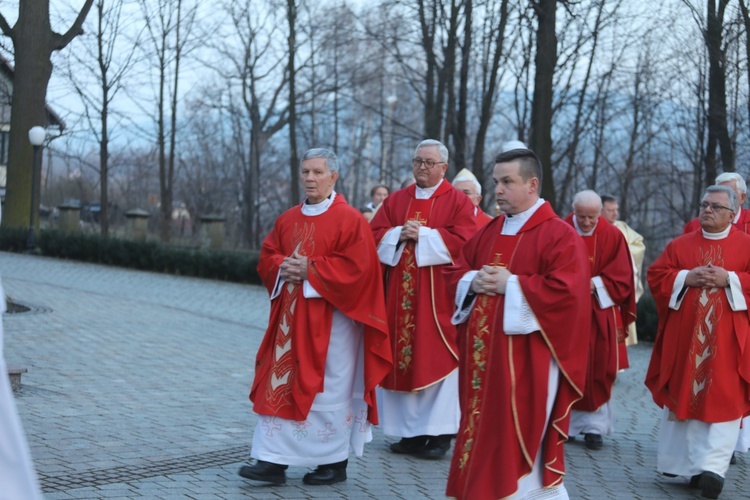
[266,221,317,413]
[458,240,517,473]
[394,201,433,376]
[688,245,724,415]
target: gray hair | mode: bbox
[415,139,449,163]
[705,185,739,213]
[453,176,482,195]
[301,148,339,173]
[715,172,747,195]
[572,189,603,211]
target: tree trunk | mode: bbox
[287,0,299,207]
[530,0,557,208]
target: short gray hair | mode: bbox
[301,148,339,173]
[453,176,482,195]
[705,185,739,213]
[715,172,747,195]
[415,139,449,163]
[572,189,603,211]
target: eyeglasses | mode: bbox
[699,202,734,212]
[412,158,446,169]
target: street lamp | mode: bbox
[26,126,46,253]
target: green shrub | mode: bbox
[636,293,659,342]
[0,228,261,285]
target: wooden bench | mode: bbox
[7,366,27,391]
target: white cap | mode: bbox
[502,140,527,152]
[453,168,482,195]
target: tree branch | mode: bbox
[53,0,96,51]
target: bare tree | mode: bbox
[63,0,140,235]
[0,0,94,229]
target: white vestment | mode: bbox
[0,281,43,499]
[250,193,373,466]
[376,179,460,438]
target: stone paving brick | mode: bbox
[2,251,748,499]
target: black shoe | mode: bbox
[302,460,348,485]
[414,435,452,460]
[699,471,724,499]
[689,474,702,489]
[389,435,429,455]
[730,452,737,465]
[238,460,287,484]
[584,433,603,450]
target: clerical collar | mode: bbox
[415,179,443,199]
[573,215,597,236]
[302,191,336,216]
[702,224,731,240]
[501,198,545,235]
[734,209,742,224]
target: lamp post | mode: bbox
[26,126,46,253]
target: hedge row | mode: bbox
[0,228,261,285]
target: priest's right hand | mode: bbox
[399,221,421,242]
[471,265,510,296]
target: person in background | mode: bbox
[601,194,646,371]
[565,190,636,451]
[646,185,750,499]
[365,185,390,212]
[452,168,492,230]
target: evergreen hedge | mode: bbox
[0,228,261,285]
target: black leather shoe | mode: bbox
[730,452,737,465]
[584,433,603,450]
[414,434,452,459]
[238,460,287,484]
[689,474,702,489]
[302,467,347,485]
[699,471,724,499]
[389,435,429,455]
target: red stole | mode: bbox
[381,198,458,391]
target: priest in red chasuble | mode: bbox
[239,148,392,487]
[683,172,750,234]
[564,190,636,451]
[370,139,475,459]
[453,168,493,230]
[646,184,750,499]
[444,147,590,500]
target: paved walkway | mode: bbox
[1,251,746,499]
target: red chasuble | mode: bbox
[564,214,636,411]
[645,229,750,423]
[250,195,392,423]
[684,208,750,234]
[444,202,591,500]
[475,206,493,230]
[370,180,475,391]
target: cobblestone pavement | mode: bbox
[1,252,747,499]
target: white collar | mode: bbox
[734,209,743,224]
[302,191,336,216]
[415,179,444,199]
[702,224,731,240]
[573,215,597,236]
[501,198,545,235]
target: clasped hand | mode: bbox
[470,265,511,296]
[685,263,729,289]
[399,220,422,242]
[279,247,308,283]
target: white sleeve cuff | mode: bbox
[725,272,747,311]
[303,280,322,299]
[503,275,541,335]
[415,226,453,267]
[669,270,690,310]
[270,271,284,300]
[452,271,479,325]
[377,227,406,266]
[592,276,615,309]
